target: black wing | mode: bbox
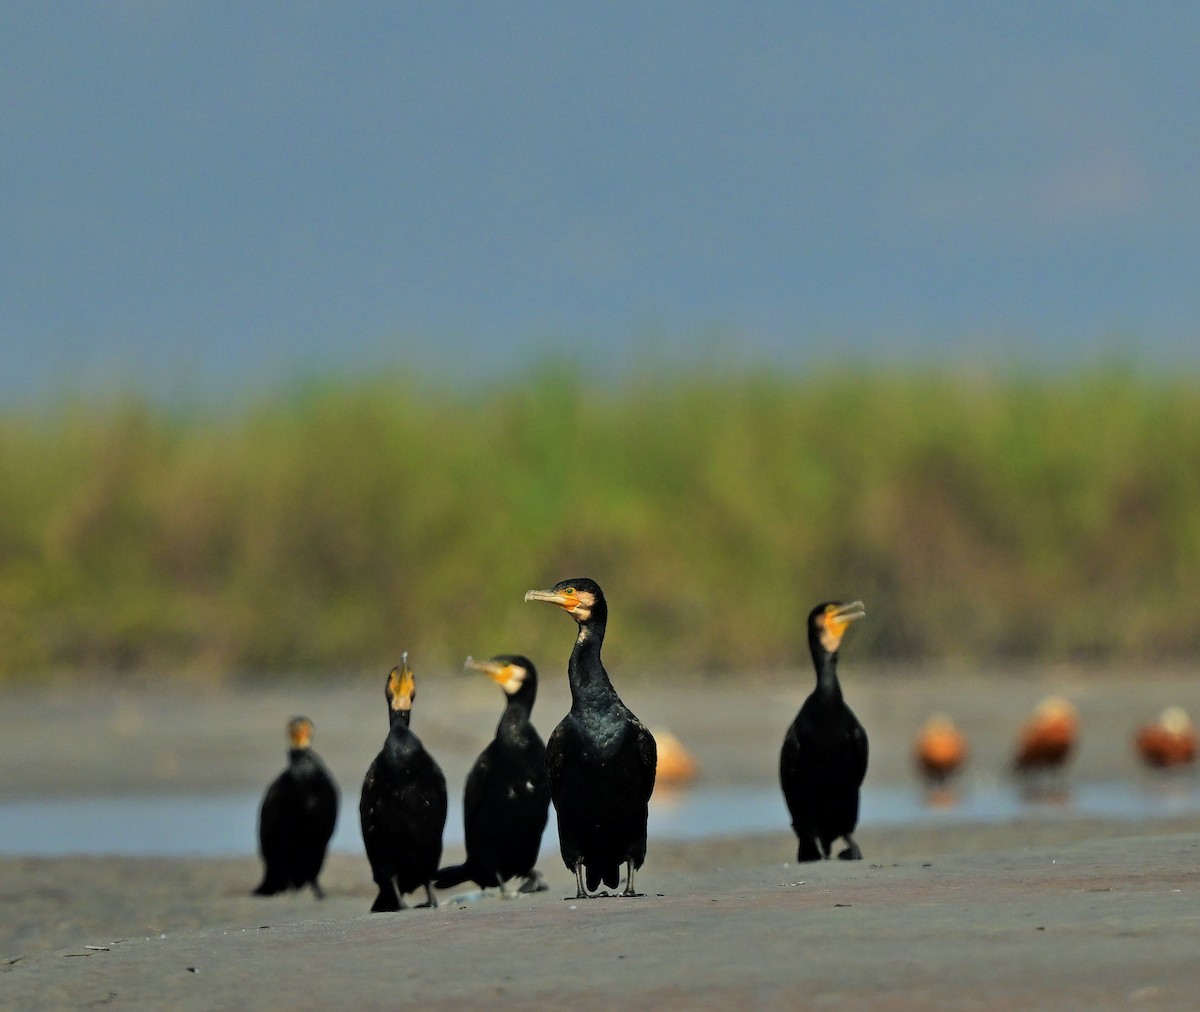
[633,719,658,799]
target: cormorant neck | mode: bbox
[497,694,533,738]
[288,747,309,763]
[568,618,616,708]
[811,646,843,700]
[389,709,412,732]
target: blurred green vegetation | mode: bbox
[2,362,1199,681]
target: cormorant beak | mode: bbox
[524,587,578,611]
[465,656,524,693]
[287,718,313,749]
[464,656,510,685]
[388,657,416,712]
[527,585,595,623]
[830,600,866,626]
[822,600,866,651]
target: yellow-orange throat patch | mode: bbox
[389,665,415,711]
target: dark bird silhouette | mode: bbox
[359,654,448,911]
[1135,706,1196,769]
[526,578,657,898]
[914,713,969,786]
[434,654,551,897]
[780,600,868,862]
[253,716,339,898]
[1012,696,1078,775]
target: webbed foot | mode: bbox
[518,870,549,894]
[837,836,862,860]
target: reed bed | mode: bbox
[2,363,1198,680]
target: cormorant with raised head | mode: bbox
[359,654,448,911]
[780,600,868,862]
[525,578,657,898]
[253,716,339,898]
[434,654,551,896]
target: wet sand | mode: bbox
[3,666,1199,1008]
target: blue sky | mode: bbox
[4,3,1199,400]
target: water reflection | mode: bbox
[1,776,1197,857]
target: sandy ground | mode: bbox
[3,663,1200,1008]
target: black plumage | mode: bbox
[780,601,869,862]
[434,654,550,896]
[359,655,448,911]
[525,578,657,898]
[253,716,339,898]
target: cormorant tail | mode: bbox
[370,883,402,912]
[252,874,287,896]
[432,863,473,890]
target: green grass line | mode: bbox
[3,362,1199,679]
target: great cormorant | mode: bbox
[779,600,868,862]
[525,578,657,898]
[253,716,339,898]
[359,654,448,911]
[434,654,550,896]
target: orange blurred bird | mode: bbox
[1013,696,1078,774]
[914,713,968,786]
[1135,706,1196,769]
[652,729,698,788]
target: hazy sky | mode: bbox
[4,3,1199,400]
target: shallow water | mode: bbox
[2,776,1198,857]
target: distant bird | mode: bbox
[780,600,868,862]
[434,654,551,897]
[1135,706,1197,769]
[253,716,339,898]
[526,578,657,898]
[914,713,969,786]
[359,654,448,911]
[653,729,699,788]
[1013,696,1078,776]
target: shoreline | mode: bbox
[4,672,1200,1006]
[5,821,1200,1008]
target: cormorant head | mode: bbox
[464,653,537,696]
[386,652,416,721]
[464,654,538,702]
[808,600,866,655]
[524,577,606,626]
[287,716,314,750]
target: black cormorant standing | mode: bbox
[434,654,550,896]
[779,600,868,862]
[525,578,657,898]
[253,716,339,898]
[359,654,448,911]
